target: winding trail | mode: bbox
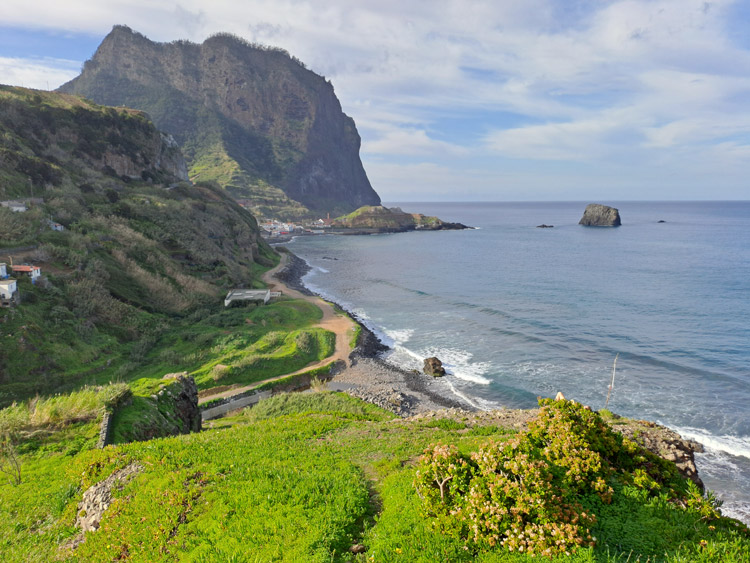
[198,253,357,405]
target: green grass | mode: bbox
[0,393,748,562]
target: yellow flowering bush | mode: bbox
[414,398,691,557]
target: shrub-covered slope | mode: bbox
[0,86,279,403]
[0,394,747,562]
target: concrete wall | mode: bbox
[97,411,115,448]
[201,390,273,420]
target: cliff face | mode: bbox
[58,25,381,218]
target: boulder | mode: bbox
[423,357,446,377]
[579,204,621,227]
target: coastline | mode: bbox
[270,248,714,499]
[273,248,475,416]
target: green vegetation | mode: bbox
[414,399,708,557]
[0,86,311,405]
[335,205,448,231]
[0,393,746,562]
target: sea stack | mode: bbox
[423,357,446,377]
[579,204,621,227]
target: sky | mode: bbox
[1,0,749,201]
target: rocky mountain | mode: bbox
[58,25,381,218]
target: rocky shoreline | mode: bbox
[273,249,705,488]
[275,249,473,416]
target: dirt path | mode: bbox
[198,254,357,405]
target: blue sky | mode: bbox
[1,0,749,201]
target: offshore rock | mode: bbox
[579,203,622,226]
[423,357,446,377]
[334,205,469,232]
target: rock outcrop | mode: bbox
[612,418,705,489]
[161,372,202,434]
[76,462,144,533]
[334,205,469,232]
[423,357,446,377]
[110,374,202,444]
[58,25,381,217]
[579,203,621,226]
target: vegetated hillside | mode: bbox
[0,86,278,404]
[58,25,381,218]
[1,393,748,562]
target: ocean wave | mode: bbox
[688,443,750,524]
[351,308,370,321]
[421,347,492,385]
[382,327,415,345]
[383,344,424,370]
[444,380,482,409]
[670,426,750,460]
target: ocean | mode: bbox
[287,201,750,524]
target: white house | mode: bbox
[0,263,7,279]
[224,289,271,307]
[0,279,18,307]
[11,264,41,284]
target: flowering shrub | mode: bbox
[414,398,691,557]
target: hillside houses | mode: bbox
[0,198,44,212]
[11,264,41,284]
[0,279,19,307]
[260,220,303,237]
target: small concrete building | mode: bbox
[0,279,19,307]
[11,265,41,284]
[0,263,7,279]
[224,289,271,307]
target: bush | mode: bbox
[414,398,706,558]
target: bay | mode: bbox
[288,201,750,523]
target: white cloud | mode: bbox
[2,0,750,199]
[0,57,80,90]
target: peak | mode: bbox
[104,24,151,44]
[111,24,134,34]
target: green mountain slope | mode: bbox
[0,86,279,403]
[58,25,381,218]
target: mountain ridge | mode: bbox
[58,25,381,218]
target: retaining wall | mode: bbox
[201,390,273,420]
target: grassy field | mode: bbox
[1,393,747,562]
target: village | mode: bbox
[1,197,325,310]
[257,214,335,239]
